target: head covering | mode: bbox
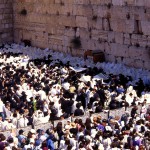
[64,125,70,130]
[19,129,24,134]
[105,126,112,131]
[30,129,36,134]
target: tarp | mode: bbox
[80,75,91,82]
[93,73,108,80]
[69,66,87,72]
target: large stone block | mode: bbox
[88,17,103,30]
[140,48,150,61]
[64,28,75,37]
[137,35,148,48]
[115,32,124,44]
[79,28,90,39]
[134,0,145,7]
[76,16,88,28]
[108,32,115,43]
[125,20,135,33]
[144,0,150,7]
[112,0,124,6]
[110,43,128,57]
[111,19,126,32]
[105,54,116,62]
[131,34,138,46]
[81,5,93,17]
[0,0,13,44]
[62,36,70,47]
[128,46,143,58]
[123,33,131,45]
[144,61,150,70]
[146,36,150,47]
[92,30,108,42]
[62,0,74,4]
[125,0,134,5]
[97,5,108,18]
[73,5,83,16]
[104,42,111,53]
[131,59,144,69]
[74,0,90,5]
[59,15,76,27]
[141,21,150,36]
[59,4,73,16]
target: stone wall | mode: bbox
[0,0,13,45]
[13,0,150,69]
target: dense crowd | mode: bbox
[0,44,149,150]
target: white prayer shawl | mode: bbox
[33,115,49,125]
[37,90,47,101]
[71,101,78,113]
[17,117,29,128]
[125,94,134,106]
[0,100,4,112]
[80,75,91,83]
[62,82,70,91]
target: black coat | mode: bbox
[97,89,106,106]
[74,108,84,116]
[76,93,86,109]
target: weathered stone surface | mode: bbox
[128,46,143,58]
[110,43,128,57]
[112,0,124,6]
[0,0,150,69]
[115,32,124,44]
[0,0,13,44]
[144,61,150,70]
[141,21,150,36]
[76,16,88,28]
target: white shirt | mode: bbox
[17,117,29,128]
[0,100,4,112]
[62,82,70,90]
[102,138,111,149]
[51,88,57,96]
[37,90,47,101]
[59,140,68,150]
[23,144,35,150]
[125,94,134,106]
[43,103,49,112]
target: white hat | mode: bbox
[30,129,36,134]
[65,125,70,130]
[135,117,140,121]
[85,135,91,141]
[105,126,112,131]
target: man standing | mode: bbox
[0,99,5,121]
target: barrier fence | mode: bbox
[1,104,149,138]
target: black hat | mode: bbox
[19,129,24,134]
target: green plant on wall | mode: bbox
[20,8,27,15]
[71,37,81,49]
[92,15,98,21]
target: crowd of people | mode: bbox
[0,44,149,149]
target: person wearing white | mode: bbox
[17,115,29,128]
[37,88,47,101]
[23,138,35,150]
[0,99,5,120]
